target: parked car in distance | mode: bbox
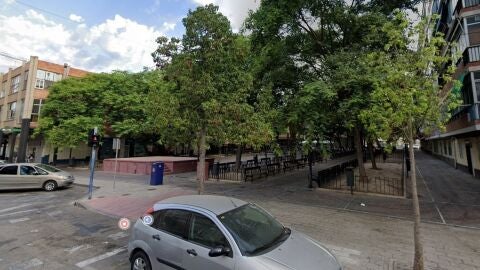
[128,195,342,270]
[0,163,74,191]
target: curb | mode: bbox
[73,199,123,219]
[73,183,100,188]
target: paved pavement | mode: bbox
[414,151,480,228]
[0,186,129,270]
[66,152,480,270]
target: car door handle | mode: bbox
[152,234,161,241]
[187,249,197,256]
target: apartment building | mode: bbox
[0,56,89,163]
[424,0,480,177]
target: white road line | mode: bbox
[0,203,32,214]
[0,209,37,218]
[47,210,62,217]
[9,217,30,224]
[417,167,446,224]
[75,247,127,268]
[107,231,128,240]
[11,258,43,269]
[65,244,93,254]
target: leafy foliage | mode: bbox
[36,71,164,149]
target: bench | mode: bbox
[243,166,265,182]
[295,158,307,169]
[283,160,297,172]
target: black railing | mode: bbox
[316,151,405,197]
[318,173,404,197]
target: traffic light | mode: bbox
[88,129,101,147]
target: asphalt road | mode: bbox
[0,186,130,270]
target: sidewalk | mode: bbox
[69,154,480,269]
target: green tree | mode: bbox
[246,0,420,173]
[151,4,272,194]
[360,12,460,269]
[36,71,161,161]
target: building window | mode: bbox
[467,15,480,46]
[23,71,28,90]
[31,99,44,122]
[443,141,447,155]
[0,82,5,98]
[35,69,62,89]
[10,75,20,94]
[448,141,452,156]
[7,101,16,120]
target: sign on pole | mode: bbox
[112,138,121,150]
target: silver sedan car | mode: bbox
[128,195,342,270]
[0,163,74,191]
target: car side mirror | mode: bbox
[208,246,231,257]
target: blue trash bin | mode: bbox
[150,162,164,185]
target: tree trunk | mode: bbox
[68,148,74,167]
[408,120,424,270]
[354,126,366,179]
[235,144,242,170]
[368,140,378,169]
[197,128,207,195]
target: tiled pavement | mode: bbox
[72,152,480,270]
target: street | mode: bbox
[0,186,129,270]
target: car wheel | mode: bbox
[131,251,151,270]
[43,180,57,191]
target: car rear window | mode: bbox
[0,165,18,175]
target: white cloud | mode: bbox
[191,0,260,31]
[0,10,169,73]
[69,13,84,23]
[162,22,176,32]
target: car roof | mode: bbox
[155,195,248,215]
[0,163,42,166]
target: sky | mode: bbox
[0,0,260,73]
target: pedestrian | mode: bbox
[28,153,34,163]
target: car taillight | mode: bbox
[144,207,154,215]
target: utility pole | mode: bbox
[88,127,100,200]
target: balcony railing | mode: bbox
[465,0,480,8]
[463,45,480,63]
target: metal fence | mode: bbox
[315,151,405,196]
[318,174,404,197]
[208,155,310,182]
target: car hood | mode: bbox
[255,230,341,270]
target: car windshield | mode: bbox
[35,164,61,173]
[218,204,290,256]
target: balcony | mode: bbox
[463,45,480,64]
[468,103,480,121]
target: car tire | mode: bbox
[131,251,152,270]
[43,180,57,192]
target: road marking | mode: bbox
[417,167,446,224]
[10,258,43,269]
[0,209,37,218]
[9,217,30,224]
[65,244,92,254]
[107,231,128,240]
[47,210,62,217]
[75,247,127,268]
[0,203,32,214]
